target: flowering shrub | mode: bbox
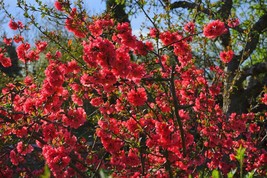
[0,1,266,178]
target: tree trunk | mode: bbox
[106,0,129,23]
[223,57,249,116]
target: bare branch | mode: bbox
[219,0,233,48]
[170,1,214,17]
[170,65,186,157]
[238,62,267,84]
[0,114,15,123]
[218,0,233,20]
[239,13,267,64]
[226,12,267,78]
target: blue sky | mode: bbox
[3,0,106,13]
[1,0,146,39]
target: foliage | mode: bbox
[0,0,266,177]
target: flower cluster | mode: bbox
[8,20,23,30]
[127,87,147,106]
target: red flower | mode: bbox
[62,107,86,129]
[262,93,267,105]
[184,21,195,34]
[90,97,103,107]
[125,118,139,133]
[16,142,34,156]
[228,18,240,28]
[203,20,227,39]
[127,87,147,106]
[16,43,31,62]
[54,1,63,11]
[0,54,12,67]
[67,60,80,74]
[3,37,12,46]
[149,28,158,38]
[65,8,86,38]
[80,74,93,87]
[10,150,19,166]
[8,20,19,30]
[8,20,23,30]
[17,21,24,29]
[220,50,234,63]
[24,76,33,86]
[13,35,24,43]
[88,19,113,37]
[35,41,48,52]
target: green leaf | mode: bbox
[235,145,246,178]
[115,0,125,5]
[227,169,237,178]
[99,169,112,178]
[245,169,256,178]
[39,165,50,178]
[235,145,246,164]
[212,169,220,178]
[23,12,29,18]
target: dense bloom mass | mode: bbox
[203,20,227,39]
[0,1,267,178]
[127,87,147,106]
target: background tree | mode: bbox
[0,42,20,77]
[0,6,21,87]
[168,0,267,115]
[106,0,130,23]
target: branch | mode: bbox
[162,149,173,178]
[170,65,186,157]
[0,114,15,123]
[170,1,196,9]
[106,0,130,23]
[237,62,267,86]
[226,12,267,75]
[243,62,267,78]
[142,77,170,82]
[219,0,233,48]
[218,0,233,20]
[170,1,214,17]
[238,12,267,64]
[69,163,89,178]
[159,31,202,50]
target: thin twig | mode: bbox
[170,65,186,157]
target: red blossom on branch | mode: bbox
[54,1,63,11]
[228,18,240,28]
[203,20,227,39]
[220,50,234,63]
[0,53,12,67]
[184,21,195,34]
